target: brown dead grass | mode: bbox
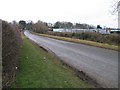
[32,32,119,51]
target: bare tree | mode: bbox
[19,20,26,30]
[26,20,34,30]
[33,20,48,33]
[111,0,119,15]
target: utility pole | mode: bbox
[118,1,120,28]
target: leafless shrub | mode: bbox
[33,20,48,33]
[47,31,119,45]
[2,21,22,87]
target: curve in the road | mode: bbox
[24,30,118,88]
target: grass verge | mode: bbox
[31,32,119,51]
[11,34,93,88]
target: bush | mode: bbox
[47,31,119,45]
[2,21,22,87]
[33,21,48,34]
[76,32,119,45]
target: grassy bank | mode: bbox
[32,32,119,51]
[11,35,93,88]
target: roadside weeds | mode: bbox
[31,31,119,51]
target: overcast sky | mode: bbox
[0,0,118,28]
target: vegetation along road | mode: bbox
[12,33,93,88]
[24,30,118,88]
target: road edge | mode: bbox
[24,31,103,88]
[31,31,119,51]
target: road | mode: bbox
[24,30,118,88]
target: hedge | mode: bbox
[2,21,22,87]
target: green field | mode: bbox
[11,35,93,88]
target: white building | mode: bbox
[118,1,120,28]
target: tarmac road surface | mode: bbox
[24,30,118,88]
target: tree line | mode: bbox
[53,21,96,29]
[18,20,48,33]
[12,20,116,34]
[13,20,99,33]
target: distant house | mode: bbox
[47,23,53,31]
[48,28,53,31]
